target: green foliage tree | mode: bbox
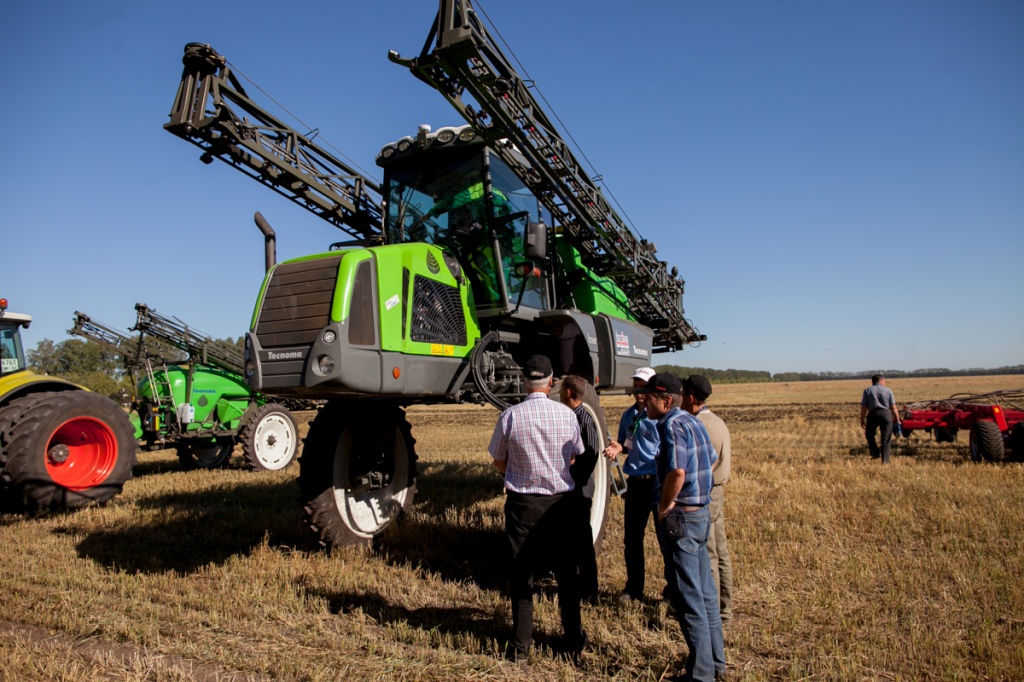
[27,338,129,399]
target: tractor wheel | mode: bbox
[0,391,137,509]
[300,400,417,548]
[239,403,299,471]
[177,437,234,470]
[933,427,958,443]
[969,421,1005,463]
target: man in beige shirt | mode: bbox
[683,375,733,628]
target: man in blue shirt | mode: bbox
[603,367,661,602]
[641,372,726,682]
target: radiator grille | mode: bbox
[256,256,341,348]
[410,275,467,346]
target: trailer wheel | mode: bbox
[933,427,958,443]
[969,421,1005,463]
[1008,423,1024,462]
[177,437,234,470]
[300,400,417,548]
[239,403,299,471]
[0,392,136,509]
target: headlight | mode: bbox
[318,355,335,374]
[322,329,337,344]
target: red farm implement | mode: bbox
[900,389,1024,462]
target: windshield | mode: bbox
[0,322,27,374]
[384,149,549,311]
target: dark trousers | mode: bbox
[505,491,584,654]
[623,475,657,599]
[866,408,894,462]
[573,492,598,601]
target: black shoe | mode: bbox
[564,632,589,665]
[504,645,528,665]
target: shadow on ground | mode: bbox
[70,478,313,574]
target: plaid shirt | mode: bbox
[489,392,584,495]
[656,407,718,507]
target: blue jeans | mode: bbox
[658,506,725,682]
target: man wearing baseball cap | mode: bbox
[682,375,733,630]
[488,354,589,664]
[603,367,662,602]
[639,372,726,682]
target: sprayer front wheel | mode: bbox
[300,400,417,548]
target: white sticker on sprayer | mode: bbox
[385,294,400,311]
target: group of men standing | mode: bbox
[488,355,732,681]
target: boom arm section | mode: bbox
[69,312,161,370]
[132,303,244,375]
[165,43,384,243]
[391,0,703,351]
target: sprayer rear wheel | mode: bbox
[177,437,234,470]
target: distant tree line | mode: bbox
[654,365,773,384]
[655,364,1024,384]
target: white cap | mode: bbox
[632,367,656,382]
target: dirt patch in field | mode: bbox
[0,621,269,681]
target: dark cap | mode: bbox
[683,374,713,401]
[636,372,683,395]
[522,354,553,380]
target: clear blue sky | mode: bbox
[2,0,1021,375]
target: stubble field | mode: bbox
[1,376,1022,681]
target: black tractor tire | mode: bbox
[239,403,300,471]
[933,427,958,443]
[1007,423,1024,463]
[177,437,234,470]
[969,421,1005,463]
[0,391,137,510]
[300,400,417,548]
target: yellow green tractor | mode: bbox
[0,298,137,510]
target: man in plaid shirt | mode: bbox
[640,372,726,682]
[489,354,588,664]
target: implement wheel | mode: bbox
[0,392,137,509]
[239,403,299,471]
[969,421,1005,463]
[300,400,417,548]
[177,437,234,470]
[933,427,958,443]
[581,401,611,553]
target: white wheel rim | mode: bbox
[332,428,412,539]
[582,402,609,545]
[253,413,296,470]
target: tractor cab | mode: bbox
[0,298,31,376]
[377,125,550,315]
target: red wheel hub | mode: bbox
[45,417,119,490]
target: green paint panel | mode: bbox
[555,237,635,321]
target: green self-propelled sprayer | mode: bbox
[164,0,705,548]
